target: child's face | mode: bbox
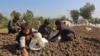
[23,29,30,35]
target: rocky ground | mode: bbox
[0,26,100,56]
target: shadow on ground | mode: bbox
[84,37,100,44]
[0,43,20,55]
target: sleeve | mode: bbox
[20,36,26,48]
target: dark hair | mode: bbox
[44,19,50,25]
[55,20,61,25]
[21,23,30,31]
[14,16,19,20]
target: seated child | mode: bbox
[38,19,52,39]
[8,16,21,34]
[16,23,33,56]
[50,20,75,42]
[16,23,48,56]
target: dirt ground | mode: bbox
[0,26,100,56]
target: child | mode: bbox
[8,16,21,34]
[16,23,33,56]
[38,19,52,39]
[16,23,48,56]
[50,20,75,42]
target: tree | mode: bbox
[10,10,21,19]
[60,16,66,20]
[0,16,9,28]
[34,16,44,28]
[38,16,44,21]
[0,13,4,20]
[94,18,100,24]
[23,10,34,25]
[80,3,95,19]
[70,10,79,23]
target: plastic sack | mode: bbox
[49,30,61,40]
[29,32,48,50]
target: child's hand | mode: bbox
[22,48,29,56]
[23,51,28,56]
[16,26,21,29]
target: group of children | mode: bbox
[7,16,75,56]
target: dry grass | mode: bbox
[0,28,8,33]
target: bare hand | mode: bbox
[22,48,29,56]
[16,26,21,30]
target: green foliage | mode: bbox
[10,10,21,19]
[0,13,3,20]
[70,10,79,23]
[37,16,44,24]
[0,14,7,28]
[49,19,56,28]
[60,16,66,20]
[0,16,9,28]
[94,18,100,23]
[0,3,97,29]
[31,19,39,29]
[60,16,70,21]
[80,3,95,19]
[23,10,34,25]
[88,18,95,23]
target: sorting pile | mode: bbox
[0,26,100,56]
